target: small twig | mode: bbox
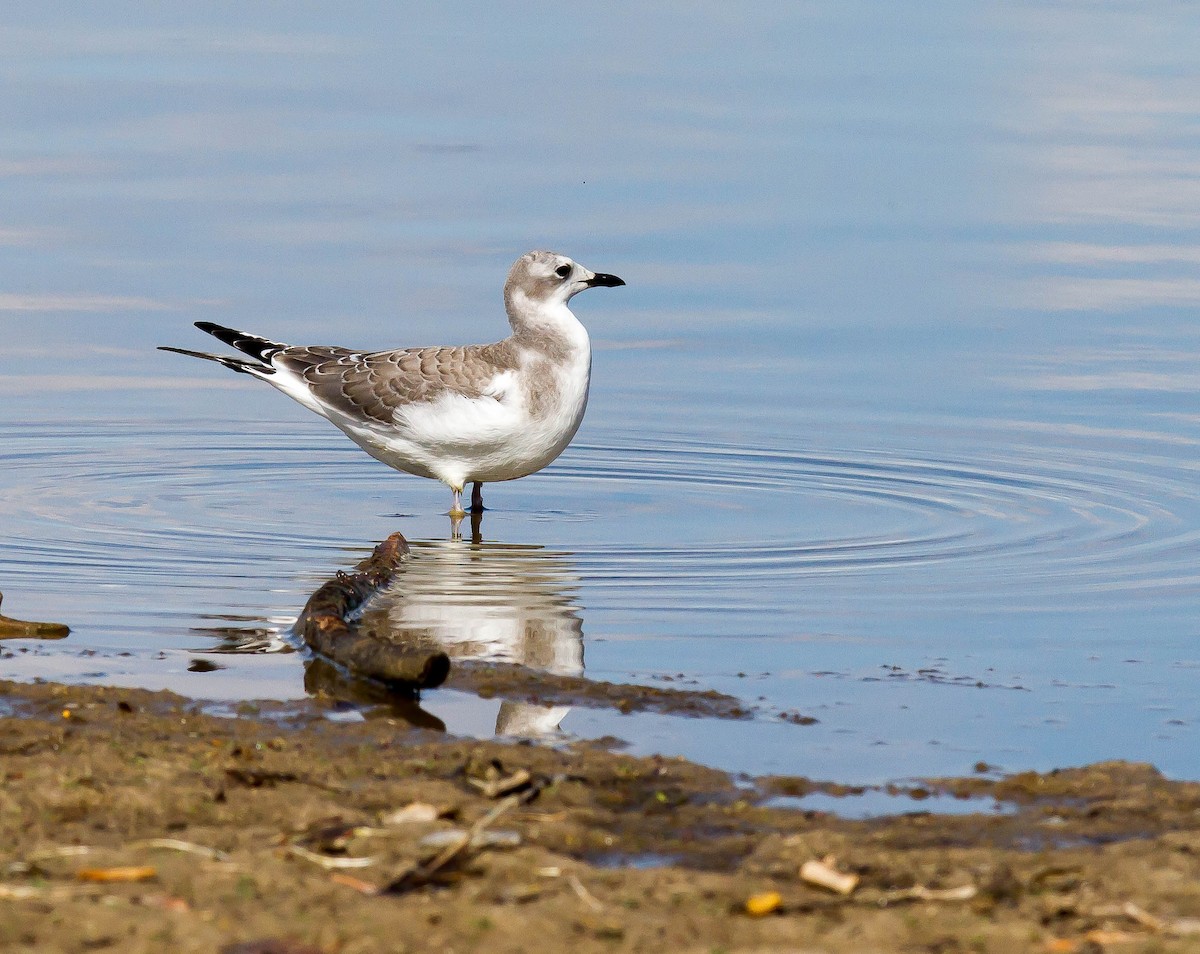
[469,767,532,799]
[0,883,82,901]
[882,884,978,903]
[1123,902,1166,933]
[287,844,377,870]
[330,872,380,895]
[132,838,230,862]
[567,873,603,912]
[423,794,520,876]
[383,794,521,894]
[26,845,92,861]
[1123,901,1200,937]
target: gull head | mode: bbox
[504,250,624,324]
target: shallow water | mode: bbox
[3,3,1200,782]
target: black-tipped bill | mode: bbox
[585,272,625,288]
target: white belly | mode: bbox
[328,350,591,490]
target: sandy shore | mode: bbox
[2,677,1199,953]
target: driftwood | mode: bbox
[0,592,69,640]
[294,533,449,691]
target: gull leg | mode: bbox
[470,481,485,513]
[449,487,465,518]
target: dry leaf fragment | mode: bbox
[800,858,859,895]
[76,866,157,883]
[744,891,782,916]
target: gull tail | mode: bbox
[194,321,289,363]
[157,345,275,376]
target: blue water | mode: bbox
[3,2,1200,783]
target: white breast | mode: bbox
[329,345,590,489]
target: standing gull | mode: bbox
[160,251,624,517]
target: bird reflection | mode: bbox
[356,530,584,737]
[302,657,449,732]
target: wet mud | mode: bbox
[3,678,1200,953]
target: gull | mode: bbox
[159,250,624,517]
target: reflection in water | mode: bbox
[302,657,449,732]
[190,618,296,655]
[1004,7,1200,313]
[357,534,584,737]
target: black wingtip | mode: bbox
[190,321,287,362]
[157,345,274,376]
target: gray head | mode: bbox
[503,250,624,328]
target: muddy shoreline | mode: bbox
[2,678,1200,953]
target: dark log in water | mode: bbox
[294,533,449,691]
[0,592,70,640]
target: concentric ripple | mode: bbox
[1,415,1198,656]
[547,432,1200,604]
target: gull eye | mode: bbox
[554,264,572,279]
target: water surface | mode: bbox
[3,2,1200,782]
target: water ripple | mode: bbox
[0,419,1196,628]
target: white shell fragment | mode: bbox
[800,858,860,895]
